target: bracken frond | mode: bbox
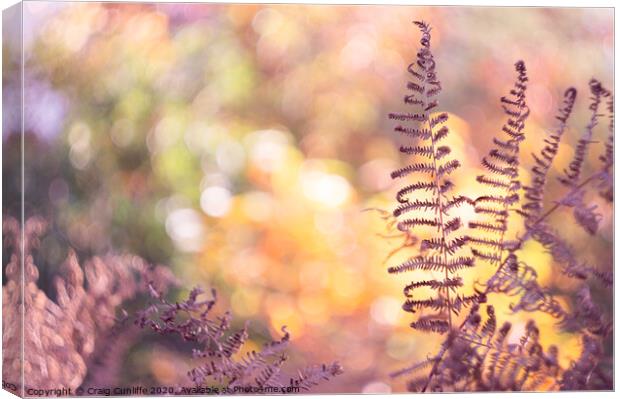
[411,319,451,333]
[1,217,177,391]
[396,217,440,231]
[521,87,577,223]
[398,312,560,392]
[597,92,614,201]
[470,60,529,275]
[560,334,605,390]
[396,181,436,203]
[394,199,439,216]
[388,20,473,335]
[383,24,612,394]
[529,222,612,286]
[420,236,469,255]
[138,285,342,390]
[404,277,463,297]
[559,286,611,336]
[559,79,607,187]
[388,255,474,274]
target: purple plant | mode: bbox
[135,284,343,391]
[469,60,529,270]
[2,217,342,394]
[387,21,476,335]
[385,21,613,392]
[2,217,176,392]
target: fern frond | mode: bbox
[598,92,614,201]
[529,222,612,286]
[481,253,566,320]
[430,112,449,127]
[289,363,344,391]
[468,221,507,233]
[396,217,440,231]
[403,296,449,313]
[388,255,474,274]
[477,174,519,189]
[384,25,612,395]
[394,199,439,216]
[522,87,577,222]
[560,286,611,336]
[139,286,341,389]
[470,60,529,271]
[389,21,473,334]
[391,162,435,178]
[559,334,603,390]
[404,277,463,296]
[410,319,451,333]
[474,193,519,205]
[400,144,434,156]
[396,181,436,203]
[433,125,450,142]
[394,125,432,139]
[389,112,427,122]
[559,79,607,187]
[443,195,474,212]
[420,236,469,255]
[443,217,462,234]
[389,357,436,379]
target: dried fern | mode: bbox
[520,87,577,223]
[2,217,176,392]
[388,20,474,335]
[398,305,560,392]
[136,284,343,391]
[2,216,342,393]
[385,22,613,393]
[469,60,529,271]
[559,80,608,187]
[598,92,614,201]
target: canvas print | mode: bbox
[2,2,614,396]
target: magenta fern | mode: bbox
[388,20,475,335]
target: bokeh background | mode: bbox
[3,2,613,393]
